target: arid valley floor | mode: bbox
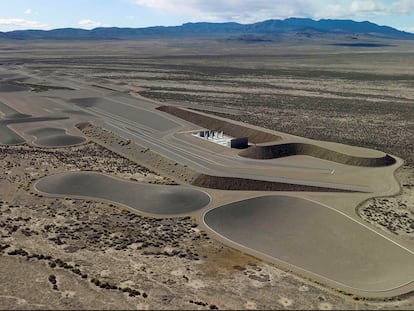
[1,38,414,310]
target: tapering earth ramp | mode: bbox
[0,101,31,119]
[0,99,72,145]
[204,196,414,295]
[192,174,357,192]
[0,101,30,145]
[35,172,211,216]
[0,81,28,92]
[0,122,25,145]
[71,98,180,132]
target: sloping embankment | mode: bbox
[76,123,361,192]
[239,143,396,167]
[27,127,86,147]
[192,174,357,192]
[157,105,281,144]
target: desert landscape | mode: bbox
[0,31,414,310]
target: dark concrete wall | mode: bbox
[230,137,249,149]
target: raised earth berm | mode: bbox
[204,195,414,296]
[0,117,69,145]
[0,101,31,119]
[0,80,28,92]
[0,101,30,144]
[69,97,101,108]
[27,127,86,147]
[72,98,180,132]
[0,122,25,145]
[192,174,357,192]
[35,171,211,216]
[157,105,281,144]
[239,142,396,167]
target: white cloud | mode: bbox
[132,0,414,23]
[0,18,48,31]
[399,26,414,33]
[132,0,315,22]
[24,9,32,15]
[314,3,349,19]
[393,0,414,13]
[78,19,107,29]
[350,1,372,12]
[303,1,391,20]
[350,1,382,13]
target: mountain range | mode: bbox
[1,18,413,40]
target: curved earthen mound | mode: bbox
[0,123,25,145]
[157,105,281,144]
[192,174,357,192]
[69,97,101,108]
[27,127,86,147]
[0,82,27,92]
[204,195,414,294]
[0,101,31,120]
[239,143,396,167]
[61,109,93,116]
[35,135,86,147]
[35,171,211,216]
[0,116,69,145]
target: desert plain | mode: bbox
[0,37,414,310]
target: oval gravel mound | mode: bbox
[27,127,86,147]
[204,195,414,294]
[35,171,211,216]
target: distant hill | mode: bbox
[1,18,413,40]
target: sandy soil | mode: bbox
[1,142,414,310]
[358,165,414,239]
[0,39,413,309]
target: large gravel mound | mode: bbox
[36,171,211,216]
[27,127,86,147]
[204,195,414,293]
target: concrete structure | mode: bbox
[193,130,248,149]
[230,137,249,149]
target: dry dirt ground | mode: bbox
[0,38,414,309]
[1,142,414,310]
[358,165,414,240]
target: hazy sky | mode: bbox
[0,0,414,32]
